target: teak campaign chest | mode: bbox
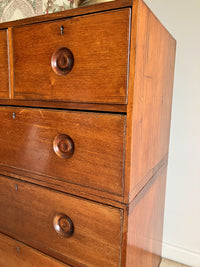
[0,0,176,266]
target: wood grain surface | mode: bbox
[12,9,130,104]
[0,99,127,113]
[0,175,123,267]
[0,233,69,267]
[0,29,9,99]
[0,1,176,266]
[0,0,132,30]
[124,0,176,203]
[0,164,125,205]
[123,166,167,266]
[0,106,125,196]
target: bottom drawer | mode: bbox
[0,176,123,267]
[0,233,68,267]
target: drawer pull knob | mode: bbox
[51,47,74,76]
[53,213,74,238]
[53,134,74,159]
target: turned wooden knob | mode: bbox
[53,134,74,159]
[53,213,74,238]
[51,47,74,76]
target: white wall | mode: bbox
[143,0,200,266]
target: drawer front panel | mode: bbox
[0,29,9,99]
[0,233,68,267]
[12,9,130,104]
[0,176,123,267]
[0,107,125,196]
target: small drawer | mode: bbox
[0,176,123,266]
[0,29,9,99]
[0,107,125,196]
[12,9,130,104]
[0,233,68,267]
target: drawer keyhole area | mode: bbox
[60,25,64,35]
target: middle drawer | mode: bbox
[0,107,125,196]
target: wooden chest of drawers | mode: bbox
[0,0,176,266]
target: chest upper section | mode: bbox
[0,8,131,105]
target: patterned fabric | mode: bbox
[0,0,77,22]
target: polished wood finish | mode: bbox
[0,175,123,267]
[12,9,130,104]
[124,0,176,203]
[0,0,176,266]
[0,164,125,205]
[0,107,125,196]
[0,0,132,30]
[53,134,75,159]
[0,99,127,112]
[0,29,9,99]
[0,233,68,267]
[7,27,14,99]
[123,166,167,267]
[51,47,74,76]
[53,213,74,238]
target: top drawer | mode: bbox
[12,9,130,104]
